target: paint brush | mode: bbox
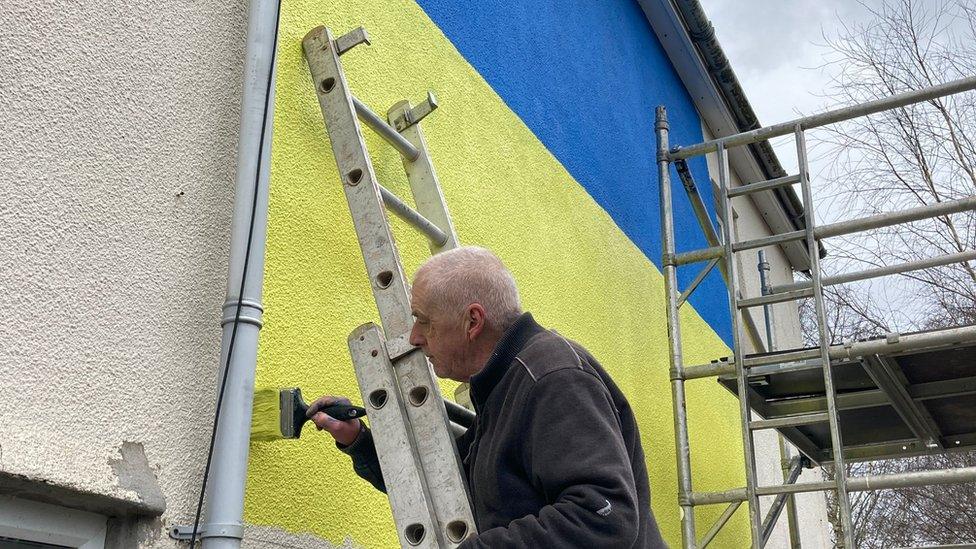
[250,387,366,441]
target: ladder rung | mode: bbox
[737,288,814,308]
[749,412,828,430]
[444,400,475,429]
[379,185,449,245]
[757,480,835,497]
[677,228,811,263]
[732,229,807,253]
[352,96,421,161]
[727,174,801,198]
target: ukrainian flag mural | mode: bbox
[248,0,748,546]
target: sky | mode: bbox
[699,0,934,329]
[704,0,883,122]
[702,0,887,177]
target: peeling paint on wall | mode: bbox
[109,442,166,513]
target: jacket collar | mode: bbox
[469,312,544,411]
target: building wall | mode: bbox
[0,0,247,545]
[0,0,797,547]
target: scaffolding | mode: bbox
[657,76,976,548]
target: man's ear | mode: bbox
[465,303,487,340]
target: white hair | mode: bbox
[414,246,522,333]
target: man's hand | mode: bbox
[307,395,362,446]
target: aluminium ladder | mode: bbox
[303,26,474,548]
[657,76,976,549]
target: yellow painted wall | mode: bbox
[246,0,749,546]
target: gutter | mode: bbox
[670,2,804,228]
[668,0,827,262]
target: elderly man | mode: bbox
[310,246,666,548]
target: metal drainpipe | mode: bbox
[759,251,803,548]
[758,250,774,348]
[200,0,279,546]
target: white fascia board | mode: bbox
[637,0,811,271]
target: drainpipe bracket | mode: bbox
[221,299,264,328]
[169,522,244,541]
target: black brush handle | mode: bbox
[321,403,367,421]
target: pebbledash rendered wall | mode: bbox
[0,0,799,547]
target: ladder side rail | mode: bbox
[303,26,476,547]
[655,107,697,548]
[794,126,855,546]
[389,99,461,255]
[386,96,473,421]
[349,325,441,548]
[716,143,764,545]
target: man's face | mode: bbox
[409,279,470,381]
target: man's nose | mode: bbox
[409,323,425,346]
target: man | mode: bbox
[310,246,666,548]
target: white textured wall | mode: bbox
[0,0,257,544]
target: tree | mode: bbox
[798,0,976,546]
[813,0,976,331]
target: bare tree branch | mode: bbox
[798,1,976,545]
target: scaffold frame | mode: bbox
[656,75,976,548]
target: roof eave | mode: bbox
[638,0,818,271]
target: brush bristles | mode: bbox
[250,388,282,441]
[280,387,305,439]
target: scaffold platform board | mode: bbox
[718,328,976,464]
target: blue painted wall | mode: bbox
[415,0,732,343]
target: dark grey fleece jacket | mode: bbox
[340,313,667,548]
